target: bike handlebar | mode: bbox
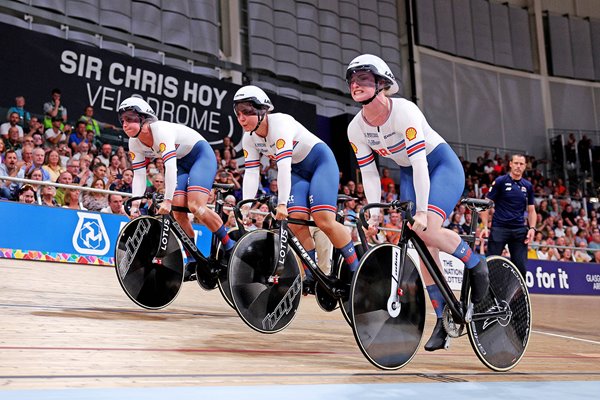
[359,200,416,228]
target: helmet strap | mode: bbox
[250,109,267,135]
[132,117,145,138]
[357,79,386,106]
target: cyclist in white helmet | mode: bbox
[118,96,236,281]
[345,54,489,351]
[233,85,359,293]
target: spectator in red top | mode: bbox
[380,167,394,191]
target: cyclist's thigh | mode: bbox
[186,141,218,191]
[288,172,310,215]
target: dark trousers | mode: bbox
[487,226,528,277]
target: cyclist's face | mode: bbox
[119,111,141,136]
[348,71,376,101]
[234,102,259,131]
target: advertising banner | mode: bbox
[0,22,316,146]
[0,201,211,266]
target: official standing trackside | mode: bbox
[480,154,537,278]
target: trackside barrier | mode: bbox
[0,200,211,265]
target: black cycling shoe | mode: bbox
[424,318,447,351]
[302,276,316,296]
[469,257,489,304]
[183,262,197,282]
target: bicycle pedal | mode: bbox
[444,337,451,350]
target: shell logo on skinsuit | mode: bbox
[129,152,135,161]
[159,143,166,152]
[350,142,358,153]
[243,149,248,158]
[276,139,286,149]
[406,127,417,141]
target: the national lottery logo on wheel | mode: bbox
[72,212,110,255]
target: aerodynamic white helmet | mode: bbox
[118,97,157,119]
[346,54,399,96]
[233,85,274,111]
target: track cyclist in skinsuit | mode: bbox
[233,85,359,294]
[345,54,489,351]
[118,97,235,281]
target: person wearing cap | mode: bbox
[345,54,489,351]
[233,85,360,294]
[117,96,236,281]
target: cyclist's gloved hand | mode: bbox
[157,199,172,215]
[410,211,428,232]
[275,204,288,220]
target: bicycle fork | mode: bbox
[387,242,409,318]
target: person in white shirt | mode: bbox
[233,85,360,293]
[345,54,489,351]
[118,97,235,281]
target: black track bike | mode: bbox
[350,198,532,371]
[114,183,243,309]
[227,195,361,333]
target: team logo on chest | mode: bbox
[276,139,286,149]
[159,143,166,152]
[406,127,417,141]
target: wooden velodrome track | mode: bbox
[1,257,599,392]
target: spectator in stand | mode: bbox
[379,167,394,192]
[6,96,31,128]
[77,154,93,185]
[593,250,600,263]
[43,88,67,129]
[346,180,357,197]
[82,178,108,211]
[578,134,592,173]
[554,218,566,238]
[97,143,113,167]
[355,182,366,204]
[221,136,237,159]
[16,144,32,170]
[574,241,592,263]
[106,153,124,186]
[342,197,357,224]
[85,128,99,154]
[26,116,44,138]
[17,184,36,204]
[54,170,73,206]
[447,212,464,234]
[72,141,91,161]
[42,149,65,183]
[68,121,88,152]
[3,126,22,156]
[145,172,165,196]
[0,150,19,199]
[115,146,130,170]
[1,112,25,139]
[154,157,165,176]
[589,229,600,252]
[561,204,577,228]
[535,240,555,260]
[264,178,278,199]
[63,187,82,210]
[383,210,402,245]
[481,154,536,278]
[18,147,50,181]
[57,141,72,166]
[78,105,119,139]
[45,116,67,146]
[39,185,58,207]
[564,133,577,169]
[555,178,567,197]
[31,132,44,149]
[109,168,133,193]
[25,167,44,195]
[65,158,81,184]
[101,193,126,215]
[560,248,575,262]
[85,162,108,187]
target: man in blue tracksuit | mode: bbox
[481,154,537,278]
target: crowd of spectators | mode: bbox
[1,92,598,263]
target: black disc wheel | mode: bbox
[216,228,243,309]
[351,244,425,370]
[229,229,301,333]
[115,216,184,310]
[467,256,532,371]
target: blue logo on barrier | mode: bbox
[72,212,110,255]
